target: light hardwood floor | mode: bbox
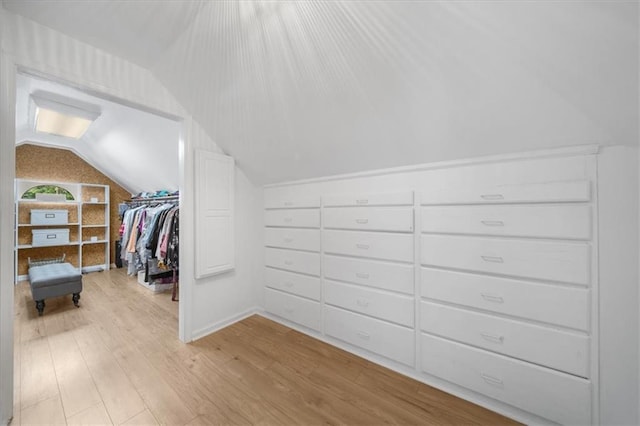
[12,268,518,425]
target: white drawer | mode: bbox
[323,255,414,295]
[323,207,413,232]
[421,234,590,285]
[421,268,589,331]
[265,267,321,301]
[264,209,320,228]
[421,302,590,377]
[325,306,414,366]
[324,280,414,327]
[264,228,320,252]
[265,288,321,331]
[264,194,320,209]
[421,180,590,205]
[421,334,591,425]
[323,230,414,263]
[421,204,591,240]
[323,191,414,207]
[264,247,320,276]
[419,156,592,205]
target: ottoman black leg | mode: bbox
[72,293,81,307]
[35,300,45,316]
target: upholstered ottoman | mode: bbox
[28,262,82,316]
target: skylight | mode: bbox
[31,91,101,139]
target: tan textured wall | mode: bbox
[16,144,131,273]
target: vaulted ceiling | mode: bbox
[3,1,638,185]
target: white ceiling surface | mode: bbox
[4,1,638,185]
[15,73,180,195]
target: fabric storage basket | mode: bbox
[32,229,70,247]
[31,209,69,225]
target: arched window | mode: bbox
[21,185,75,201]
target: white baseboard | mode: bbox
[191,307,260,341]
[81,264,107,273]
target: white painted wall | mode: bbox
[597,146,639,425]
[0,9,263,424]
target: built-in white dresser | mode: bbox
[264,195,322,331]
[322,191,415,366]
[262,148,613,425]
[419,156,595,425]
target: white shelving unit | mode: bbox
[14,179,110,283]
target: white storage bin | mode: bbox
[31,209,68,225]
[32,229,70,247]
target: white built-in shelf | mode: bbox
[82,239,108,245]
[17,199,79,205]
[14,179,110,283]
[17,222,80,227]
[17,242,81,249]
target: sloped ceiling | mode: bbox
[4,1,638,185]
[15,72,180,195]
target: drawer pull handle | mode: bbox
[355,219,369,224]
[356,299,370,308]
[283,218,293,223]
[356,199,369,205]
[356,244,370,250]
[480,332,505,344]
[284,260,293,266]
[481,255,503,263]
[283,281,294,287]
[284,201,294,206]
[356,272,370,279]
[480,373,504,387]
[480,194,504,201]
[481,220,504,227]
[283,238,294,243]
[356,331,371,340]
[481,293,504,303]
[45,213,55,218]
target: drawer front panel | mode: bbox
[325,306,414,366]
[324,280,414,327]
[264,228,320,252]
[264,194,320,209]
[323,255,414,295]
[323,191,414,207]
[265,247,320,276]
[420,180,590,205]
[323,207,414,232]
[324,230,414,263]
[421,268,589,331]
[421,234,590,285]
[265,267,321,301]
[421,334,591,425]
[265,289,321,331]
[264,209,320,228]
[421,204,591,240]
[421,302,589,377]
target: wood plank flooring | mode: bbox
[13,268,518,425]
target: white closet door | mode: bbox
[195,149,235,278]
